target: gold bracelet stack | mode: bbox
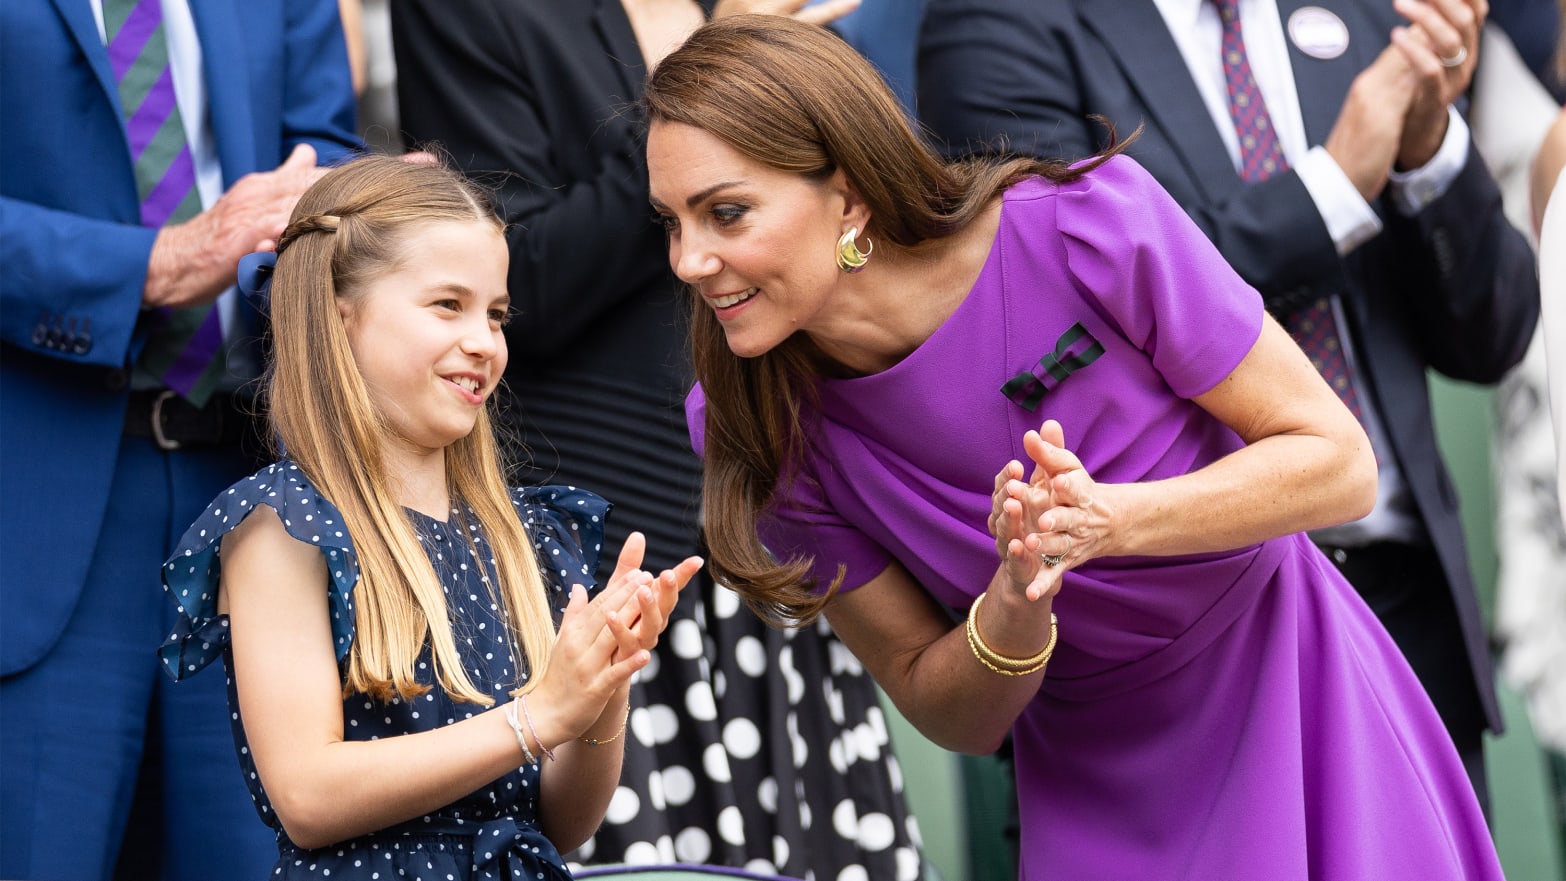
[966,592,1057,676]
[579,703,631,747]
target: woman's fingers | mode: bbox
[1024,428,1084,484]
[1006,534,1064,602]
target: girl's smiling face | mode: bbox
[648,120,864,359]
[339,219,510,458]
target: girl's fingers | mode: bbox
[607,531,648,585]
[606,605,646,660]
[602,566,655,605]
[557,583,590,629]
[664,555,704,593]
[624,586,665,650]
[608,648,651,682]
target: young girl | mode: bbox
[157,155,701,880]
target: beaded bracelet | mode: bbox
[504,696,538,765]
[518,694,556,761]
[966,592,1057,676]
[580,704,631,747]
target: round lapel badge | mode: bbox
[1287,6,1349,60]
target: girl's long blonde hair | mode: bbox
[266,155,554,705]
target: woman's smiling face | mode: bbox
[648,120,859,359]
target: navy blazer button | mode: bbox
[104,368,129,391]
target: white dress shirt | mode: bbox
[1151,0,1466,546]
[1152,0,1469,253]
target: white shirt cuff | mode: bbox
[1297,145,1382,256]
[1388,106,1470,216]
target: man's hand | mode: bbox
[1389,0,1485,169]
[143,144,326,309]
[712,0,861,26]
[1324,45,1416,202]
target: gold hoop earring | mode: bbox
[836,227,873,274]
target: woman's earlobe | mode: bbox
[836,227,874,273]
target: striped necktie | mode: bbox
[106,0,226,406]
[1212,0,1366,426]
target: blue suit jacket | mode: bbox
[0,0,358,675]
[917,0,1540,732]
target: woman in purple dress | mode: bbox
[643,15,1503,881]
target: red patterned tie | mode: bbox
[1213,0,1364,424]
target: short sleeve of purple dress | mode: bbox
[686,156,1500,879]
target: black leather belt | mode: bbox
[122,389,251,451]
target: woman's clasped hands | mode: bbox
[526,532,703,748]
[989,419,1108,601]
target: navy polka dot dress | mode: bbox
[159,461,610,881]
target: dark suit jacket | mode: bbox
[0,0,358,676]
[917,0,1541,732]
[392,0,714,573]
[394,0,713,372]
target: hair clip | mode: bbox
[237,250,278,317]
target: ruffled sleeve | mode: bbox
[159,461,360,681]
[511,485,611,609]
[1055,154,1263,399]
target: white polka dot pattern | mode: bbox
[565,577,924,880]
[157,460,610,880]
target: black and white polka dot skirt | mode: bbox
[568,573,924,881]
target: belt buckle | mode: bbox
[150,389,182,451]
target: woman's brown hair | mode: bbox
[643,16,1126,625]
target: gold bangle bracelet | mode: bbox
[580,704,630,747]
[966,622,1054,676]
[966,592,1057,676]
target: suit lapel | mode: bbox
[1277,0,1363,145]
[50,0,120,124]
[1075,0,1242,204]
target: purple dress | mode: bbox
[688,157,1501,879]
